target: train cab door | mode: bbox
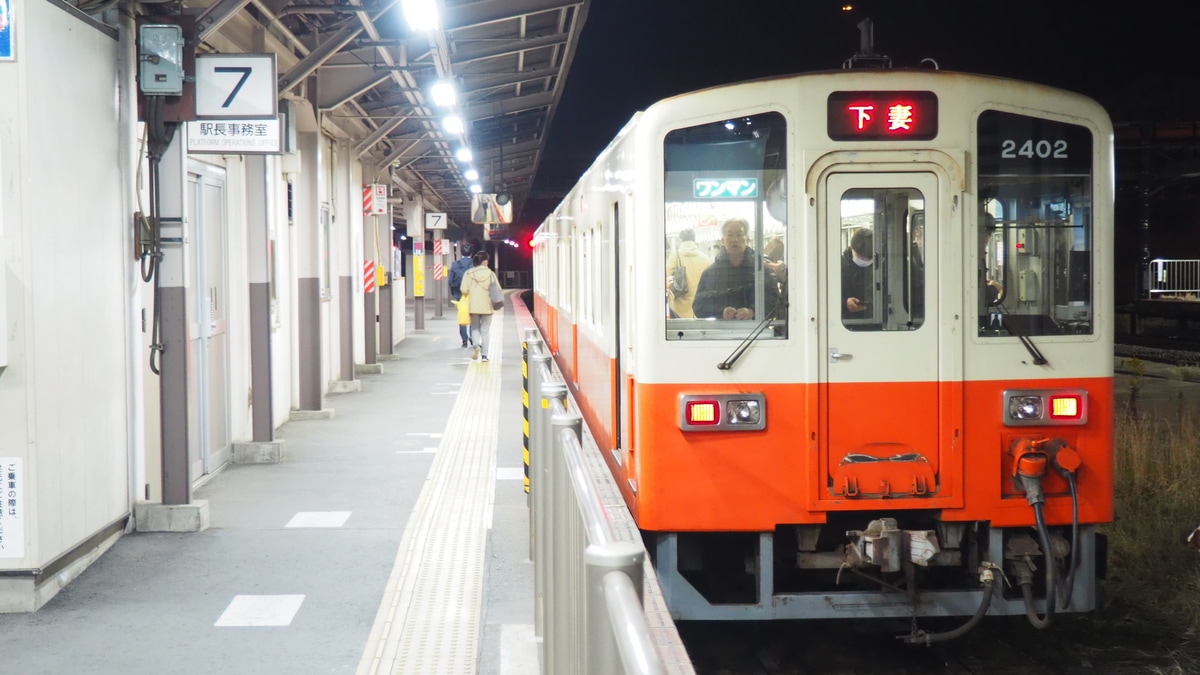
[820,170,951,503]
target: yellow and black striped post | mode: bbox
[522,338,530,496]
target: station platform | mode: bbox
[0,293,544,674]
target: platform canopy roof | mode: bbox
[188,0,590,235]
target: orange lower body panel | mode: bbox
[627,377,1113,532]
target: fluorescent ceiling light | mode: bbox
[431,81,456,107]
[402,0,438,31]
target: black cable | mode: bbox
[1057,473,1081,609]
[1022,502,1059,629]
[142,95,178,376]
[903,578,995,645]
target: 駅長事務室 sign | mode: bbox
[187,117,282,154]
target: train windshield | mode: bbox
[662,111,788,341]
[977,110,1094,337]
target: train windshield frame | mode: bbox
[977,110,1094,337]
[662,111,788,341]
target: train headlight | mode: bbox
[727,400,761,425]
[1009,396,1043,420]
[1003,389,1088,426]
[679,393,766,431]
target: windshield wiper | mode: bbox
[717,299,787,370]
[996,304,1049,366]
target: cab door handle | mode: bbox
[829,348,853,362]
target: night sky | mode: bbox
[521,0,1200,232]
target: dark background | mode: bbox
[508,1,1200,302]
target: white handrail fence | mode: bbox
[525,328,680,675]
[1149,259,1200,299]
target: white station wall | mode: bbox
[0,5,129,570]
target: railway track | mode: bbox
[679,615,1170,674]
[1115,337,1200,364]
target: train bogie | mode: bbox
[532,69,1113,637]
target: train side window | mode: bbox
[838,189,925,332]
[662,111,788,341]
[977,111,1094,337]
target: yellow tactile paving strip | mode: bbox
[355,311,504,675]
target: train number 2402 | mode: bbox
[1000,139,1068,159]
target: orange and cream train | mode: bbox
[531,67,1112,639]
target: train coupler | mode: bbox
[844,518,957,574]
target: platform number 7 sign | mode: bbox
[195,54,278,119]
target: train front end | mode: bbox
[629,71,1113,634]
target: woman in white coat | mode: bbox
[460,250,501,361]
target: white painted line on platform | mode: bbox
[285,511,351,528]
[485,469,497,529]
[496,467,524,481]
[406,432,444,438]
[214,595,305,627]
[500,624,538,675]
[396,447,438,454]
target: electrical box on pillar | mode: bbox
[138,25,186,96]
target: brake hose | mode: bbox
[1023,501,1059,629]
[902,566,997,645]
[1057,472,1080,609]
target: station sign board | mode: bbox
[196,54,278,119]
[186,116,282,154]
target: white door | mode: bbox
[822,172,941,498]
[187,164,231,480]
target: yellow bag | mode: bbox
[454,298,470,326]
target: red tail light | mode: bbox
[1049,394,1083,421]
[685,401,720,425]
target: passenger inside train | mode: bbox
[692,218,781,320]
[836,189,926,331]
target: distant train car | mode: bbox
[531,67,1112,640]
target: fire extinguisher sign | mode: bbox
[363,184,388,215]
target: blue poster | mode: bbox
[0,0,12,61]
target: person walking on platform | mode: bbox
[447,246,475,348]
[460,250,500,362]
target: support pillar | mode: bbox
[157,133,190,506]
[233,154,284,463]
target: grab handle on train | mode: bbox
[829,348,854,362]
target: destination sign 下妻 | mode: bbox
[827,91,939,141]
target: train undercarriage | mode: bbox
[649,515,1105,642]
